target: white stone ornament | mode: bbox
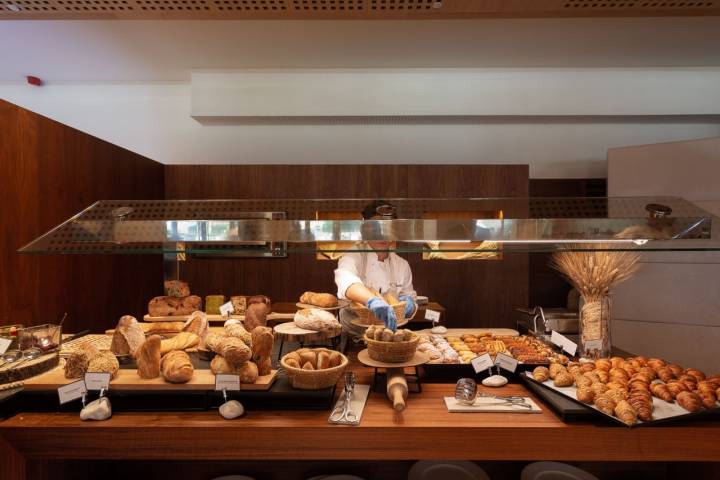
[219,400,245,419]
[80,397,112,421]
[481,375,508,388]
[430,325,448,334]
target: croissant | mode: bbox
[594,394,617,416]
[620,360,639,375]
[633,356,649,367]
[627,392,653,422]
[591,382,609,396]
[605,388,629,403]
[657,367,675,383]
[549,363,566,379]
[615,400,638,426]
[696,390,717,409]
[629,380,649,392]
[684,368,706,382]
[609,367,630,380]
[553,371,575,387]
[567,364,582,376]
[667,364,684,377]
[646,358,666,372]
[633,369,655,384]
[595,370,610,383]
[650,382,674,402]
[580,362,596,373]
[677,378,697,391]
[584,371,602,384]
[575,375,593,388]
[666,380,690,397]
[698,379,719,391]
[595,358,612,371]
[676,391,703,413]
[532,366,550,382]
[576,386,595,404]
[606,381,628,391]
[610,356,624,368]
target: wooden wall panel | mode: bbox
[166,164,528,328]
[0,99,164,333]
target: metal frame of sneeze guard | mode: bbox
[17,197,719,255]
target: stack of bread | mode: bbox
[299,291,338,308]
[148,280,202,316]
[205,321,274,383]
[294,308,341,332]
[532,356,720,426]
[282,348,343,371]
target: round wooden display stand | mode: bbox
[350,318,409,329]
[357,349,429,369]
[0,352,60,385]
[273,322,342,360]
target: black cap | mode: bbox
[361,200,397,220]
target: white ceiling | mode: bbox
[2,18,720,82]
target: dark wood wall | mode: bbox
[165,165,529,328]
[0,100,164,333]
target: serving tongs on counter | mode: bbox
[455,378,532,410]
[475,392,533,410]
[329,372,359,425]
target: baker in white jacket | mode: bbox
[334,200,417,336]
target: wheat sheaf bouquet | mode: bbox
[550,245,641,357]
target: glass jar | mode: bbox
[578,296,611,359]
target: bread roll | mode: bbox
[164,280,190,298]
[148,295,202,317]
[160,332,200,356]
[204,332,227,353]
[111,315,145,357]
[316,351,330,370]
[294,308,340,332]
[299,350,317,368]
[136,335,161,379]
[251,326,274,358]
[299,291,338,308]
[87,351,120,380]
[210,355,234,375]
[302,362,315,371]
[285,358,300,369]
[245,303,270,331]
[161,350,194,383]
[328,351,342,368]
[225,322,252,346]
[238,361,259,383]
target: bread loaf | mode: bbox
[251,326,274,358]
[64,344,99,379]
[161,350,194,383]
[164,280,190,298]
[300,291,338,308]
[225,321,252,346]
[204,331,227,353]
[160,331,200,356]
[255,356,272,376]
[294,308,340,332]
[230,296,247,315]
[210,355,235,375]
[148,295,202,316]
[141,322,185,335]
[245,302,270,331]
[238,361,259,383]
[248,295,271,308]
[110,315,146,357]
[205,295,225,315]
[183,311,209,339]
[136,335,161,379]
[218,337,252,367]
[87,351,120,380]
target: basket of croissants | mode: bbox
[364,325,418,363]
[280,348,348,390]
[349,292,415,326]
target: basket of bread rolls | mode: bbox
[350,292,412,326]
[280,348,348,390]
[364,325,419,363]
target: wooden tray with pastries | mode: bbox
[524,356,720,427]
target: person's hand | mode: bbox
[366,296,397,331]
[399,295,416,318]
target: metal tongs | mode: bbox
[329,372,358,424]
[476,392,532,409]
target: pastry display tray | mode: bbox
[523,372,720,428]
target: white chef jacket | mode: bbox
[334,244,416,301]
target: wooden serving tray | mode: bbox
[23,366,278,392]
[143,313,295,323]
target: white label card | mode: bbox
[471,353,494,374]
[584,339,603,351]
[84,372,111,391]
[550,331,578,357]
[0,338,11,355]
[215,374,241,392]
[58,380,88,405]
[424,309,441,322]
[219,301,235,317]
[494,352,519,373]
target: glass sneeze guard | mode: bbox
[18,197,720,255]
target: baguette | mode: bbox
[160,331,200,356]
[141,322,186,335]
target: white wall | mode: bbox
[609,137,720,372]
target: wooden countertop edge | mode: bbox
[2,422,720,462]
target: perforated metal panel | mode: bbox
[563,0,717,9]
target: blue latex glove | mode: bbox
[399,295,416,318]
[366,296,398,331]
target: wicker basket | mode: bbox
[364,333,419,363]
[350,301,413,326]
[280,349,349,390]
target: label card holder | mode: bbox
[215,374,241,392]
[0,338,11,355]
[84,372,111,391]
[424,309,441,323]
[550,331,578,357]
[58,380,88,405]
[471,353,494,374]
[219,301,235,317]
[494,352,519,373]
